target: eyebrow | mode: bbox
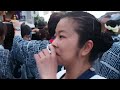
[55,30,66,36]
[57,30,67,34]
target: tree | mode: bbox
[34,15,44,23]
[34,15,45,27]
[34,15,44,22]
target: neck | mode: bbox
[64,57,91,79]
[23,36,29,41]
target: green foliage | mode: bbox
[34,15,44,23]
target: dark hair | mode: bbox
[32,28,50,40]
[37,20,47,29]
[61,11,113,63]
[0,22,7,37]
[48,12,65,39]
[21,24,32,38]
[106,20,120,28]
[3,22,14,51]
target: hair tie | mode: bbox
[105,24,120,33]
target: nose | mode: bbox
[51,37,58,48]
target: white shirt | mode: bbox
[57,70,106,79]
[0,45,4,50]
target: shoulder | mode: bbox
[90,75,106,79]
[57,70,66,79]
[0,49,9,64]
[112,41,120,47]
[0,49,9,55]
[14,36,23,42]
[32,40,49,54]
[102,41,120,57]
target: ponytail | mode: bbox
[99,32,114,52]
[90,32,114,63]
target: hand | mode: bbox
[32,28,39,32]
[11,20,21,30]
[34,45,58,79]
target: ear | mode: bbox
[81,40,93,56]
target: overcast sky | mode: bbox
[87,11,120,18]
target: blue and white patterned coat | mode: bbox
[94,42,120,79]
[12,36,49,79]
[0,45,13,79]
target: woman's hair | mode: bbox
[3,22,14,51]
[48,12,65,39]
[61,11,113,63]
[0,22,7,37]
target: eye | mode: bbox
[59,35,65,39]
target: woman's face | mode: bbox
[52,18,81,66]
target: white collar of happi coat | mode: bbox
[0,45,4,49]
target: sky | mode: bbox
[39,11,52,22]
[39,11,120,22]
[86,11,119,18]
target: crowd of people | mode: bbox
[0,11,120,79]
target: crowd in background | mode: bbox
[0,11,120,79]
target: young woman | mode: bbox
[34,11,113,79]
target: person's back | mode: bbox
[12,23,41,79]
[11,20,50,79]
[93,19,120,79]
[14,36,49,79]
[94,41,120,79]
[11,37,26,78]
[11,24,32,79]
[0,48,13,79]
[0,22,13,79]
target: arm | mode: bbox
[11,20,21,37]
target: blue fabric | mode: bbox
[112,35,120,42]
[12,36,49,79]
[110,14,120,20]
[93,42,120,79]
[0,49,13,79]
[77,69,96,79]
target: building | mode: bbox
[21,11,39,24]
